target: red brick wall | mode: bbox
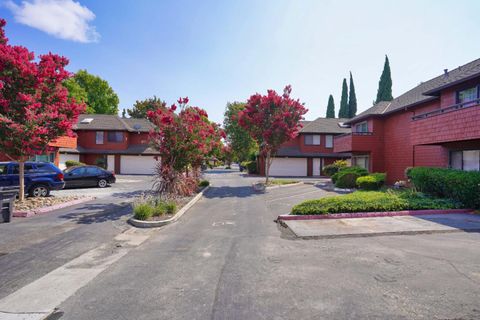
[77,130,128,150]
[129,132,149,145]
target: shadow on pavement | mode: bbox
[58,202,131,224]
[413,214,480,233]
[203,186,255,199]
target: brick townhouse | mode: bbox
[59,114,159,174]
[258,117,351,176]
[334,57,480,184]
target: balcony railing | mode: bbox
[334,132,374,139]
[412,98,480,121]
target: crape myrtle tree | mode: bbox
[238,85,307,185]
[147,97,225,197]
[0,19,85,201]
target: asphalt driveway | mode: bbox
[51,174,155,199]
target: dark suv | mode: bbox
[0,162,65,197]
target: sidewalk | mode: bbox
[281,213,480,239]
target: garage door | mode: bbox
[269,158,307,177]
[120,155,158,175]
[59,153,80,170]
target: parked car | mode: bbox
[63,165,116,188]
[0,161,65,197]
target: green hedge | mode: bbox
[356,173,386,190]
[406,167,480,209]
[198,180,210,187]
[65,160,85,168]
[332,166,369,188]
[241,161,258,174]
[322,160,348,177]
[291,190,460,215]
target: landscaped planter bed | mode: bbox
[13,196,94,217]
[128,186,209,228]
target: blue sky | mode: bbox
[1,0,480,123]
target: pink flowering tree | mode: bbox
[147,97,224,197]
[239,85,307,184]
[0,19,85,201]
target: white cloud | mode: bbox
[5,0,100,43]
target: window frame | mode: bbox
[96,131,104,145]
[355,121,369,133]
[107,131,124,143]
[456,85,480,105]
[325,135,334,148]
[304,134,321,146]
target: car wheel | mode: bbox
[98,179,108,188]
[29,185,50,197]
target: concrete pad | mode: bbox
[283,214,480,239]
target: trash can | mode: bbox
[0,186,19,223]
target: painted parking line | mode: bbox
[0,228,154,320]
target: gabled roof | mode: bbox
[75,114,155,132]
[300,117,350,134]
[345,57,480,125]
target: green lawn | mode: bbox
[291,190,461,215]
[269,179,300,186]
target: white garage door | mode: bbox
[269,158,307,177]
[120,155,158,175]
[59,153,80,170]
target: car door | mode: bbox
[9,164,34,188]
[0,164,9,187]
[65,167,86,188]
[84,167,101,186]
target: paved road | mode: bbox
[0,175,154,300]
[51,170,480,319]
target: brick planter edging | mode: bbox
[277,208,474,221]
[13,196,96,218]
[128,186,210,228]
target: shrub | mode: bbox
[152,202,167,216]
[241,161,258,174]
[407,167,480,208]
[199,180,210,187]
[270,179,299,185]
[357,173,386,190]
[133,203,154,220]
[164,201,177,214]
[333,166,369,189]
[322,160,347,177]
[291,190,460,215]
[65,160,85,168]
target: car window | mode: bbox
[69,167,86,176]
[12,164,34,174]
[0,164,7,175]
[85,167,101,175]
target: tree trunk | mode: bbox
[19,160,25,202]
[265,151,271,185]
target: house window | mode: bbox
[304,135,320,145]
[450,150,480,171]
[107,131,123,143]
[355,122,368,133]
[457,87,479,104]
[325,135,333,148]
[353,155,369,170]
[96,131,104,144]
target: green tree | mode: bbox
[326,95,335,118]
[69,70,119,114]
[63,78,89,109]
[127,96,165,118]
[375,55,393,103]
[223,102,257,162]
[338,78,349,118]
[348,72,357,118]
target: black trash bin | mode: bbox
[0,186,19,223]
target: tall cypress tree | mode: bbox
[338,78,349,118]
[326,95,335,118]
[348,72,357,118]
[375,55,393,103]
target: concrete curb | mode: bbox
[13,196,96,218]
[277,208,474,221]
[265,182,304,190]
[128,186,210,228]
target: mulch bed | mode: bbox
[14,196,86,212]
